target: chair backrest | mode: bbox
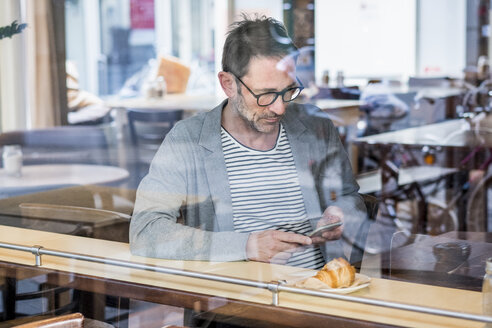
[126,108,183,179]
[389,232,431,274]
[18,203,131,242]
[13,312,84,328]
[3,270,81,322]
[408,76,451,88]
[0,126,111,166]
[127,108,183,148]
[311,86,360,100]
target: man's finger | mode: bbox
[273,231,312,245]
[321,225,343,239]
[279,243,309,254]
[317,217,342,228]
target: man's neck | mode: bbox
[221,102,280,151]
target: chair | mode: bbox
[17,203,131,324]
[126,108,183,180]
[17,203,131,242]
[0,204,131,325]
[1,270,80,322]
[408,76,451,88]
[311,86,361,100]
[11,312,84,328]
[0,185,135,243]
[387,232,435,281]
[0,126,112,166]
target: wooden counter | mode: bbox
[0,226,486,328]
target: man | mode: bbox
[130,15,366,269]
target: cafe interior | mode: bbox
[0,0,492,327]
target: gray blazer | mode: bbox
[130,100,366,261]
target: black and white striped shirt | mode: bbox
[221,125,324,269]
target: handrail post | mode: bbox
[267,280,285,306]
[30,245,43,266]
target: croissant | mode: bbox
[314,257,355,288]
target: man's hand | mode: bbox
[311,206,344,244]
[246,230,312,264]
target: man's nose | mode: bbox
[268,96,287,116]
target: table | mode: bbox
[0,164,129,198]
[0,226,487,328]
[357,166,458,194]
[105,93,224,114]
[378,231,492,292]
[355,118,492,149]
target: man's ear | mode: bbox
[218,71,237,98]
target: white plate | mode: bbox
[288,269,318,277]
[286,270,371,294]
[320,276,371,294]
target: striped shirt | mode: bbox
[221,125,324,269]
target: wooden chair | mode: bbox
[408,76,451,88]
[0,204,131,325]
[126,108,183,180]
[0,204,131,322]
[0,126,112,166]
[12,312,84,327]
[1,271,80,322]
[0,185,135,218]
[311,86,360,100]
[16,202,131,242]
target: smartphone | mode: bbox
[308,221,343,238]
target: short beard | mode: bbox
[231,95,270,133]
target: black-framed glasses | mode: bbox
[233,74,304,107]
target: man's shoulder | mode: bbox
[175,111,207,129]
[168,112,206,143]
[169,104,221,141]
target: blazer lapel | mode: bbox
[198,101,235,231]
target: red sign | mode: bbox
[130,0,155,29]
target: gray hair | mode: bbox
[222,14,298,78]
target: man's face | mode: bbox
[231,56,297,134]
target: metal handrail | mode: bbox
[0,241,490,324]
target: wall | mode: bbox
[416,0,466,77]
[315,0,417,83]
[232,0,283,21]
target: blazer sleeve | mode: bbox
[129,128,250,261]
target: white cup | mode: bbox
[2,144,23,177]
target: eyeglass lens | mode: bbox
[257,87,302,106]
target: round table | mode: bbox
[0,164,129,198]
